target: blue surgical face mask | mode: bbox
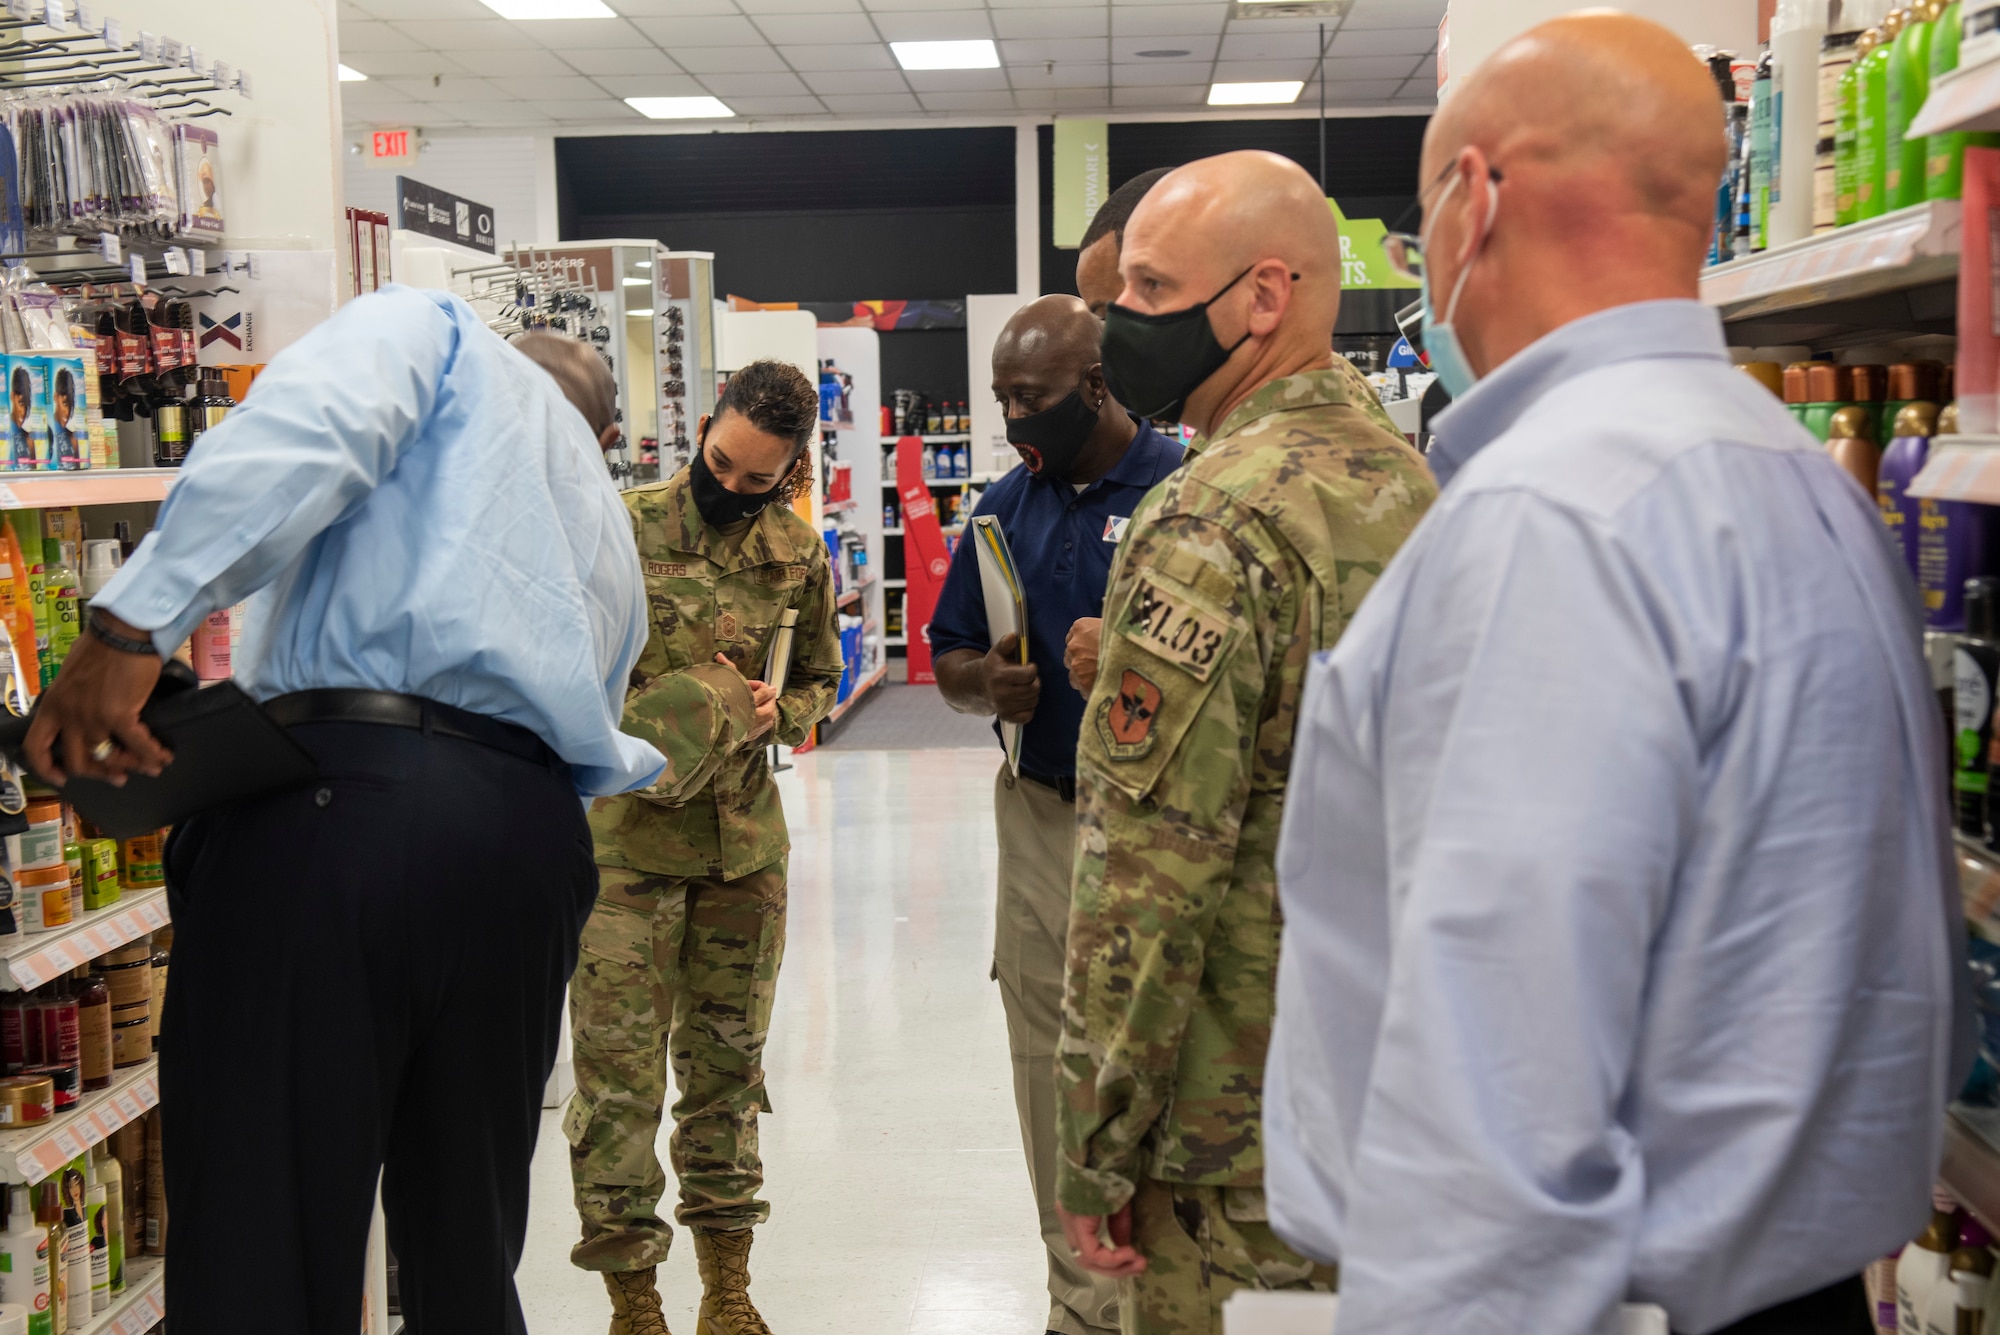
[1418,170,1494,398]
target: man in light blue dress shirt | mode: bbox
[26,286,671,1335]
[1263,16,1969,1335]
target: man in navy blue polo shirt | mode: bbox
[931,294,1181,1335]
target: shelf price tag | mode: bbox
[6,0,32,22]
[190,248,206,277]
[135,29,156,60]
[137,901,164,929]
[134,1078,158,1109]
[111,1092,140,1122]
[128,254,145,286]
[101,15,118,48]
[50,1128,81,1160]
[41,0,61,30]
[236,69,252,99]
[163,247,188,276]
[97,232,119,264]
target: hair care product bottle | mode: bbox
[1878,399,1940,585]
[1881,361,1943,440]
[54,1167,81,1333]
[31,1187,56,1335]
[1887,0,1941,210]
[1901,1196,1961,1334]
[36,548,72,678]
[1867,1252,1901,1333]
[107,1125,140,1268]
[141,1111,162,1257]
[1923,1214,1994,1333]
[1774,0,1830,243]
[1839,28,1880,224]
[1919,483,1992,632]
[71,973,106,1095]
[1828,403,1884,493]
[188,608,230,681]
[146,936,167,1043]
[1958,582,2000,837]
[1801,362,1855,441]
[0,1184,52,1335]
[1752,51,1778,249]
[80,1165,102,1317]
[1927,3,2000,198]
[90,1149,118,1298]
[1860,10,1910,219]
[33,987,73,1088]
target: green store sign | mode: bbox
[1330,199,1419,290]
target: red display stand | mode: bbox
[896,435,950,685]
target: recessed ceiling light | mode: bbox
[627,309,654,318]
[625,96,734,119]
[1208,79,1304,105]
[623,276,649,286]
[477,0,615,18]
[890,39,1000,71]
[1136,49,1191,58]
[337,64,369,82]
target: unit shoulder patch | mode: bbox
[1096,668,1164,760]
[1119,577,1234,681]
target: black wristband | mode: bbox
[88,608,159,656]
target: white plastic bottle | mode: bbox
[0,1185,52,1335]
[1772,0,1829,245]
[57,1172,83,1335]
[1924,1214,1993,1335]
[1901,1192,1959,1335]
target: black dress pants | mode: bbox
[160,720,598,1335]
[1695,1276,1873,1335]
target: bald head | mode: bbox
[514,331,618,445]
[1427,11,1724,243]
[995,294,1101,382]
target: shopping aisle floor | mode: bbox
[516,744,1048,1334]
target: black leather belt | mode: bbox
[1019,768,1077,803]
[264,690,564,772]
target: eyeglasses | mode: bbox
[1380,161,1504,286]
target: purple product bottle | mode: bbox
[1915,403,1993,631]
[1876,401,1937,589]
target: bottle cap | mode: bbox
[1848,364,1888,402]
[1883,8,1909,37]
[78,539,121,600]
[1889,361,1941,402]
[1806,362,1848,403]
[1828,404,1877,440]
[1966,577,2000,640]
[1740,362,1784,396]
[1942,402,1961,434]
[1783,361,1814,403]
[1893,401,1940,438]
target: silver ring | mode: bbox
[89,739,115,763]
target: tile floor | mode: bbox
[515,743,1051,1335]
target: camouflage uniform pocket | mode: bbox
[573,872,671,1053]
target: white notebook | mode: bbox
[970,514,1027,775]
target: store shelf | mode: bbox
[884,635,907,647]
[1908,435,2000,504]
[0,470,179,510]
[0,1058,158,1185]
[884,526,904,536]
[0,888,170,992]
[81,1256,165,1335]
[1910,57,2000,138]
[823,499,858,515]
[884,476,990,490]
[1698,200,1959,323]
[885,578,906,589]
[820,417,856,431]
[824,663,887,726]
[837,575,878,608]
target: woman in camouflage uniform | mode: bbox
[567,360,846,1335]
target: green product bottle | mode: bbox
[1838,28,1881,224]
[40,541,76,672]
[1858,9,1909,219]
[1927,1,2000,197]
[1887,0,1939,209]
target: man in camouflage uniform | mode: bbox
[568,360,845,1335]
[1053,151,1436,1335]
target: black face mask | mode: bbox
[688,433,785,528]
[1100,264,1257,422]
[1005,385,1101,480]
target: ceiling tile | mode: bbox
[339,81,424,107]
[902,67,1009,90]
[744,0,864,10]
[1110,5,1227,36]
[1405,52,1436,81]
[476,73,604,96]
[698,70,811,93]
[390,19,537,48]
[358,0,488,16]
[998,37,1109,62]
[672,46,794,72]
[1110,34,1216,60]
[430,100,554,123]
[440,48,578,74]
[918,90,1018,109]
[991,8,1107,37]
[590,72,711,95]
[339,1,374,19]
[800,69,909,93]
[981,0,1093,7]
[1219,30,1358,59]
[862,0,985,10]
[1011,60,1109,88]
[776,42,898,69]
[1220,14,1348,33]
[533,98,640,119]
[868,10,993,39]
[340,21,424,52]
[728,94,832,113]
[342,51,471,77]
[817,91,925,111]
[749,12,881,42]
[1113,84,1205,105]
[1210,57,1315,80]
[339,97,437,124]
[606,0,742,11]
[1320,77,1409,101]
[1328,26,1436,57]
[1052,86,1113,106]
[379,74,506,101]
[561,48,684,74]
[1111,60,1206,84]
[505,17,649,48]
[1340,0,1445,29]
[628,14,767,45]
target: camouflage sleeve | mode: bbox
[1055,509,1278,1216]
[624,661,760,804]
[774,543,846,747]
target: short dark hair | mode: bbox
[1079,167,1176,252]
[715,359,819,453]
[513,331,617,435]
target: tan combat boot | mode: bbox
[604,1267,673,1335]
[691,1227,773,1335]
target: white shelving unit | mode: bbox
[1910,57,2000,138]
[817,327,887,729]
[0,1058,158,1186]
[1699,199,1959,322]
[78,1256,165,1335]
[0,889,169,991]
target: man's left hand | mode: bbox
[1065,618,1103,695]
[1057,1201,1147,1278]
[24,614,170,786]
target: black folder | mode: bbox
[0,663,320,838]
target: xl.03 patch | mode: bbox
[1096,668,1164,759]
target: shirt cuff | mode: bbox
[1055,1156,1136,1217]
[88,542,216,657]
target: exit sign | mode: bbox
[366,128,415,169]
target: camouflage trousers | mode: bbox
[1121,1181,1337,1335]
[565,860,788,1272]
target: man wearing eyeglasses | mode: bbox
[1049,149,1433,1335]
[1264,14,1965,1335]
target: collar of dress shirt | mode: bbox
[1427,298,1733,490]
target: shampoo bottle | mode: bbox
[1840,28,1883,224]
[55,1166,82,1331]
[1900,1195,1961,1334]
[1923,1214,1993,1334]
[0,1185,51,1335]
[1828,403,1884,493]
[1859,11,1910,219]
[1878,400,1940,584]
[81,1173,102,1317]
[33,1185,58,1335]
[1888,0,1941,210]
[1957,581,2000,838]
[1772,0,1829,244]
[90,1148,118,1297]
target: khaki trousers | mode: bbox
[994,766,1122,1335]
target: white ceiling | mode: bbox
[338,0,1442,127]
